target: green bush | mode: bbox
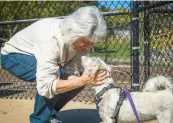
[150,29,173,54]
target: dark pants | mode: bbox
[1,53,84,123]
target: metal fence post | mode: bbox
[131,1,140,91]
[144,1,151,83]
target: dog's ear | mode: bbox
[106,65,112,72]
[97,57,108,70]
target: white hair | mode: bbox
[60,6,107,44]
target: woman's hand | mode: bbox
[55,70,107,94]
[80,70,107,86]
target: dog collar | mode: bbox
[94,83,126,122]
[94,83,119,108]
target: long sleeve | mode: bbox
[34,37,61,99]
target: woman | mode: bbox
[1,6,107,123]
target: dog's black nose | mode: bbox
[158,86,166,90]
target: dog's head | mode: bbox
[81,55,107,75]
[81,55,115,94]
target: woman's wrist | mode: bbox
[78,75,95,86]
[78,76,87,86]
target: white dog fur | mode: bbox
[81,55,173,123]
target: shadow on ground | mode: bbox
[0,82,14,86]
[58,109,102,123]
[0,90,26,98]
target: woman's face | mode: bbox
[72,38,93,53]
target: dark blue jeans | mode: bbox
[1,53,84,123]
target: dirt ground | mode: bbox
[0,99,158,123]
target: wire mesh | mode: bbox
[138,1,173,89]
[0,1,172,103]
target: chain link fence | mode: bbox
[147,1,173,76]
[138,1,173,90]
[0,1,172,103]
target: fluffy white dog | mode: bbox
[81,55,173,123]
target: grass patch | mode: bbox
[90,37,130,59]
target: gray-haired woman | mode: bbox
[1,6,107,123]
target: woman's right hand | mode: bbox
[80,70,107,86]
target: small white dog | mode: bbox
[81,55,173,123]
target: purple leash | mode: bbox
[122,88,141,123]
